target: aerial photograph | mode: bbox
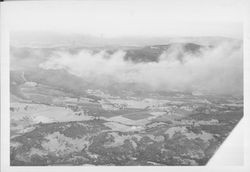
[8,1,243,166]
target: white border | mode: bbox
[1,0,250,172]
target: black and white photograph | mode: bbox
[1,0,250,170]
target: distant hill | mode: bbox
[10,42,208,66]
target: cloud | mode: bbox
[39,40,243,95]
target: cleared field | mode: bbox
[11,103,94,125]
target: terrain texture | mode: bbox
[10,39,243,166]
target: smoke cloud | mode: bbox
[39,40,243,95]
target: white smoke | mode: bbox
[39,40,243,95]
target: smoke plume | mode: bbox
[39,40,243,95]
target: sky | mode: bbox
[2,0,245,38]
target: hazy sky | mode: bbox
[2,0,245,38]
